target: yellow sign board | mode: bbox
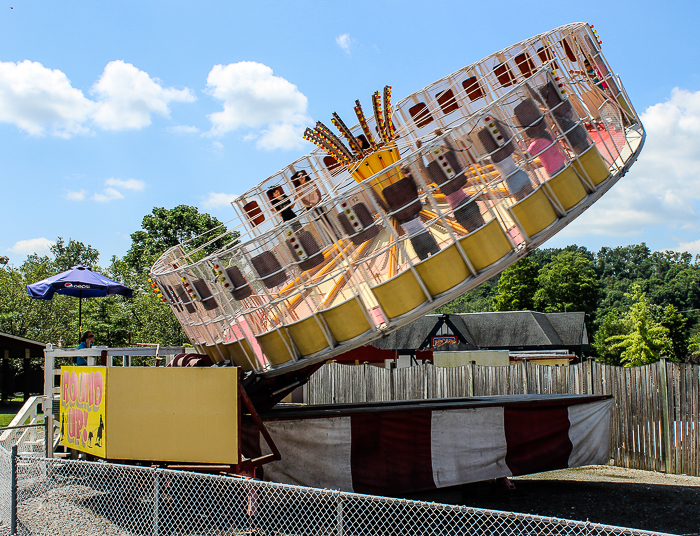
[60,367,106,457]
[60,367,239,464]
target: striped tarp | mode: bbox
[242,394,613,494]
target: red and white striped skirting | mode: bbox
[242,394,613,495]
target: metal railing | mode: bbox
[0,423,50,459]
[43,346,188,416]
[0,438,676,536]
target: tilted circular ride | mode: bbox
[150,22,645,379]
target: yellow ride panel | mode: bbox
[573,146,610,186]
[60,367,239,464]
[257,328,295,365]
[458,219,511,271]
[202,344,224,363]
[415,244,470,297]
[510,188,558,239]
[321,297,372,343]
[372,269,428,319]
[287,315,330,356]
[546,166,587,211]
[222,339,257,371]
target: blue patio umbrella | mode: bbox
[27,265,133,339]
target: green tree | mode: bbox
[530,244,593,268]
[606,285,672,367]
[658,304,688,362]
[689,330,700,364]
[124,205,235,275]
[106,257,189,347]
[493,257,539,311]
[533,251,599,319]
[0,248,87,346]
[594,243,654,321]
[49,237,100,271]
[648,262,700,314]
[437,275,498,313]
[592,310,628,365]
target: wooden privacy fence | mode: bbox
[307,360,700,477]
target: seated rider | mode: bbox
[291,170,322,209]
[266,185,297,222]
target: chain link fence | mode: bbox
[0,427,674,536]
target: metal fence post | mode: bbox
[10,445,17,536]
[45,415,54,459]
[43,350,54,415]
[337,493,344,536]
[153,469,160,536]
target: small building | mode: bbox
[0,331,47,401]
[433,350,510,368]
[370,311,589,366]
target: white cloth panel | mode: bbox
[567,398,614,467]
[431,407,511,488]
[261,416,354,491]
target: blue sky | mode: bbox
[2,0,700,265]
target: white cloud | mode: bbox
[93,187,124,203]
[676,238,700,256]
[205,61,311,150]
[9,237,55,256]
[0,59,196,137]
[0,60,94,137]
[105,177,145,191]
[560,88,700,239]
[257,122,308,151]
[92,60,196,130]
[65,189,87,201]
[66,178,145,203]
[336,34,354,55]
[200,192,239,210]
[167,125,199,134]
[210,140,225,156]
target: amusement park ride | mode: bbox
[148,22,642,399]
[58,22,643,490]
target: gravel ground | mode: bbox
[405,465,700,536]
[17,485,131,536]
[8,464,699,535]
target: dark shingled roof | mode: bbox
[0,331,46,358]
[374,316,436,351]
[371,311,588,353]
[546,312,588,346]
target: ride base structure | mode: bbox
[57,362,280,472]
[54,355,615,492]
[57,23,641,490]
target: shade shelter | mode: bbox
[26,265,133,338]
[0,332,46,401]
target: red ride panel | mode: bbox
[350,410,436,495]
[503,406,572,475]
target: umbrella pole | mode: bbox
[78,291,82,342]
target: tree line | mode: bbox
[0,205,234,354]
[438,245,700,366]
[2,205,698,367]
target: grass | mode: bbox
[0,414,16,427]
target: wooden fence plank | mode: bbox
[692,365,699,476]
